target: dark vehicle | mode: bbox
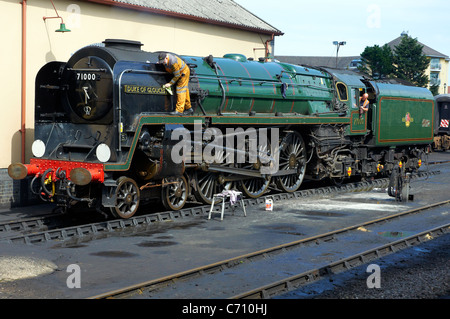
[433,94,450,151]
[8,39,434,218]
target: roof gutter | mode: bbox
[81,0,284,36]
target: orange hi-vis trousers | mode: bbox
[165,54,192,113]
[175,68,191,113]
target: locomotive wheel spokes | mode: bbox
[162,175,188,211]
[239,174,270,198]
[276,132,307,192]
[110,177,140,219]
[238,141,271,198]
[193,170,232,204]
[193,148,233,204]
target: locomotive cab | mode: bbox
[331,71,376,136]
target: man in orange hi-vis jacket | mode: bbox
[158,52,193,116]
[359,93,369,113]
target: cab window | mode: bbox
[336,83,348,101]
[353,88,362,109]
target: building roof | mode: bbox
[276,34,450,70]
[275,56,361,69]
[387,34,449,59]
[83,0,283,35]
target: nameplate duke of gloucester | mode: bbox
[124,85,168,95]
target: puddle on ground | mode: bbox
[254,224,304,236]
[62,244,88,249]
[136,240,178,247]
[286,209,346,219]
[301,211,347,217]
[129,220,205,237]
[90,251,139,258]
[377,231,414,238]
[155,236,174,240]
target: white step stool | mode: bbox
[208,191,246,221]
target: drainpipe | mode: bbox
[21,0,27,164]
[265,33,275,61]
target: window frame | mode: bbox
[336,82,348,101]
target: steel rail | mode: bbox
[0,217,49,234]
[88,198,450,299]
[231,223,450,299]
[0,208,207,244]
[0,212,65,235]
[0,170,440,244]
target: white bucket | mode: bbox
[265,198,273,211]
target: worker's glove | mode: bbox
[163,83,171,89]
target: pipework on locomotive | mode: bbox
[8,39,435,218]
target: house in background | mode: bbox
[387,32,449,95]
[277,33,449,94]
[274,55,361,70]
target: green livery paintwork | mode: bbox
[374,83,434,146]
[376,97,434,145]
[105,55,435,172]
[104,113,351,171]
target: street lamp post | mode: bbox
[333,41,346,68]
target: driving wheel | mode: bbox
[275,131,307,192]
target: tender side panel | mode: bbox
[376,97,434,145]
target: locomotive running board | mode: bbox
[207,164,296,178]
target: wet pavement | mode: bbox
[0,152,449,299]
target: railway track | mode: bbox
[233,223,449,299]
[89,199,450,299]
[0,170,440,245]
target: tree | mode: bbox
[359,44,394,79]
[393,36,430,87]
[429,85,440,96]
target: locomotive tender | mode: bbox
[8,39,434,218]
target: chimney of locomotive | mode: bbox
[102,39,143,50]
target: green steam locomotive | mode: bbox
[8,39,434,218]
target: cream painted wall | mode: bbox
[426,57,449,95]
[1,0,274,168]
[439,59,449,94]
[1,1,23,166]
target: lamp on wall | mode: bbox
[43,0,71,33]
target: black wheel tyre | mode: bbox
[238,142,271,198]
[275,132,307,192]
[110,177,140,219]
[162,175,188,211]
[239,176,270,198]
[193,170,232,205]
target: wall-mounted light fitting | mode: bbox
[43,0,71,33]
[333,41,346,68]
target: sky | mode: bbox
[234,0,450,58]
